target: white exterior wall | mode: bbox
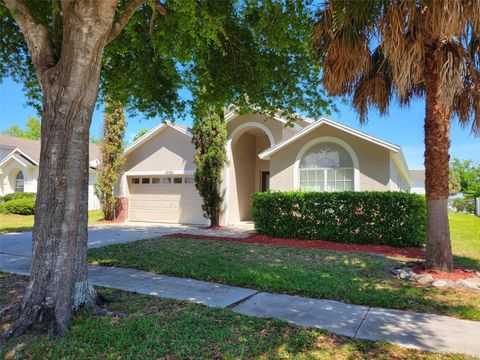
[0,157,101,210]
[388,158,410,192]
[88,171,101,210]
[0,159,37,195]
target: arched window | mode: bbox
[14,171,24,193]
[299,142,354,191]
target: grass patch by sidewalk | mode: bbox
[0,210,104,234]
[89,236,480,322]
[0,273,471,359]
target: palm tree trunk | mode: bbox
[424,48,453,272]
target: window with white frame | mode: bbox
[14,171,25,192]
[299,142,354,192]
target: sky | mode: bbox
[1,76,479,170]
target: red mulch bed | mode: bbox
[410,263,476,281]
[96,218,126,224]
[164,232,425,259]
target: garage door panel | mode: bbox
[128,179,207,224]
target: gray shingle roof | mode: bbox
[0,134,100,164]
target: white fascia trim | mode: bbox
[0,150,36,168]
[293,136,360,191]
[224,106,312,126]
[15,148,38,166]
[259,117,400,160]
[124,121,192,156]
[228,121,276,147]
[125,170,195,176]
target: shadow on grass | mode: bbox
[454,255,480,271]
[1,284,447,359]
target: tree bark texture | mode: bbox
[4,1,118,337]
[424,47,453,272]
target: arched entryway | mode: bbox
[225,122,274,225]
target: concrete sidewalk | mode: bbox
[1,253,479,357]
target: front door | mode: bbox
[261,171,270,192]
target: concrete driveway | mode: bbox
[0,221,253,258]
[0,222,197,258]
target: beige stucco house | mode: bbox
[115,109,412,226]
[0,135,101,210]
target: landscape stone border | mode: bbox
[390,262,480,291]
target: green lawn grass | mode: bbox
[89,236,480,321]
[449,212,480,270]
[0,273,470,359]
[0,210,104,234]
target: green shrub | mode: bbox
[2,192,36,202]
[251,191,426,247]
[0,197,36,215]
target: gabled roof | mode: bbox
[224,106,313,128]
[258,117,411,185]
[0,134,100,164]
[124,122,192,156]
[0,150,36,168]
[259,117,401,159]
[0,148,38,167]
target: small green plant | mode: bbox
[0,197,36,215]
[252,191,426,247]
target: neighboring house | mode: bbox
[409,169,426,194]
[115,110,412,225]
[0,135,101,210]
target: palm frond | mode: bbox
[352,46,393,123]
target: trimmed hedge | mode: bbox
[2,192,36,202]
[0,197,36,215]
[251,191,426,247]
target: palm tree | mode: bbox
[313,0,479,271]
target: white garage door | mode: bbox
[128,175,208,225]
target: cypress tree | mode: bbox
[95,102,126,220]
[192,112,227,227]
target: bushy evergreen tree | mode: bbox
[192,113,227,227]
[95,102,126,220]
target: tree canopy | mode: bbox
[1,0,335,122]
[450,158,480,197]
[2,117,40,139]
[131,128,149,143]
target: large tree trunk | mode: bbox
[5,2,117,337]
[423,48,453,272]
